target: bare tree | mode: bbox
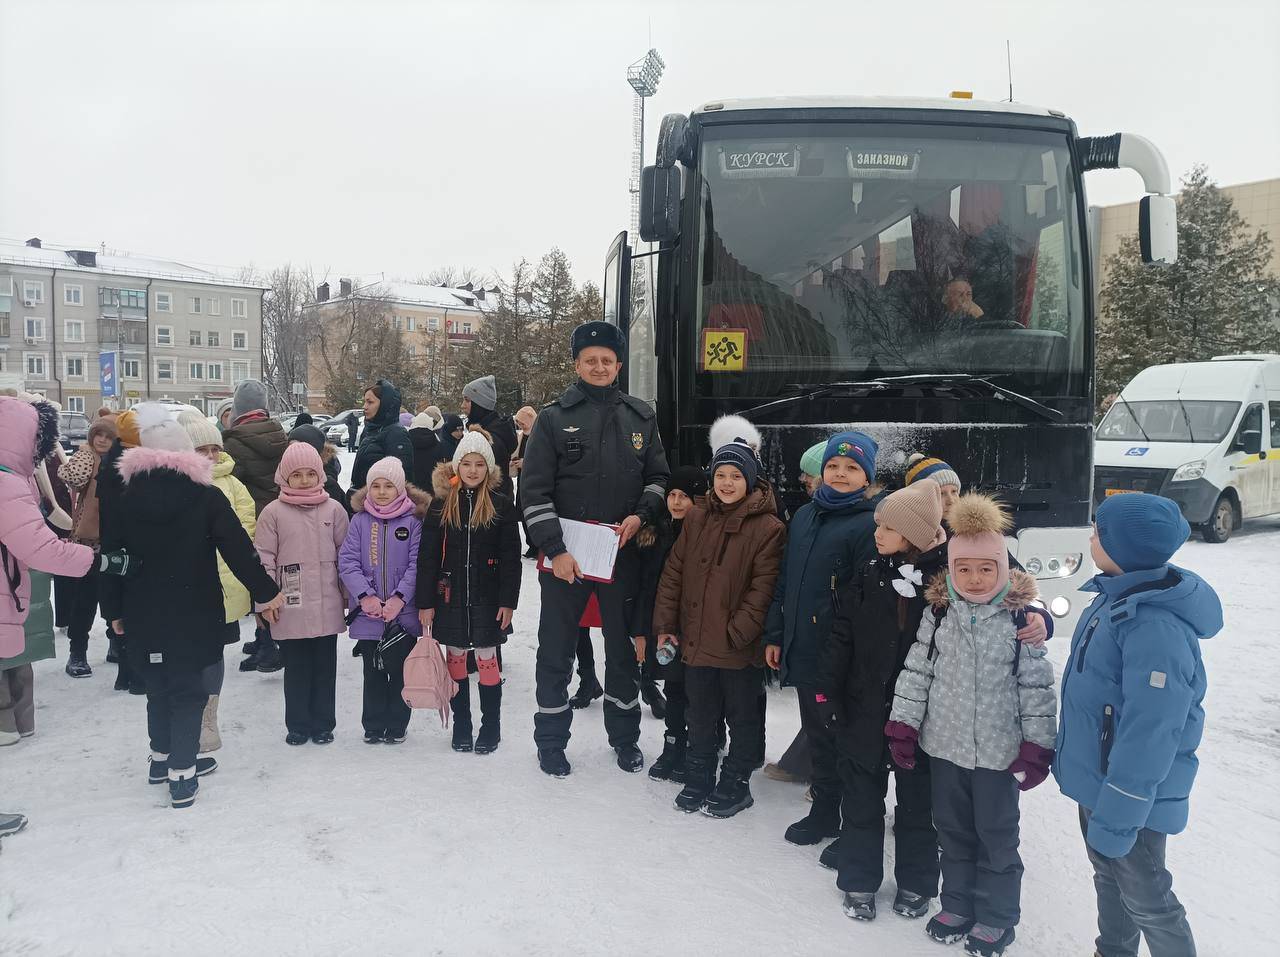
[312,285,425,411]
[413,265,496,289]
[259,263,318,410]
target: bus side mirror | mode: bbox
[603,231,632,329]
[1139,194,1177,265]
[1237,428,1263,456]
[639,165,681,244]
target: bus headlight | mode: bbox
[1049,596,1071,618]
[1023,554,1082,578]
[1171,460,1207,482]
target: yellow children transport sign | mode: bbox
[701,328,748,372]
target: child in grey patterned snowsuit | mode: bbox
[886,494,1057,957]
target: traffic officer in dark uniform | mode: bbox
[521,321,669,777]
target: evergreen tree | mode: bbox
[527,248,577,405]
[458,259,536,410]
[1098,165,1279,400]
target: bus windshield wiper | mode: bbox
[740,375,1064,423]
[1175,397,1199,443]
[870,374,1065,423]
[1115,393,1152,443]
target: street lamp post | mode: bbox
[626,48,664,237]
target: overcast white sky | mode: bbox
[2,0,1277,288]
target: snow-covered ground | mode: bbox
[3,454,1276,954]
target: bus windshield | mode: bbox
[1098,400,1241,443]
[693,122,1086,399]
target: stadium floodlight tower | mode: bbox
[626,48,665,236]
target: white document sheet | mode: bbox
[540,518,620,582]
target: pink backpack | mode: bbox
[400,630,458,726]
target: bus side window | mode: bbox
[1270,401,1280,450]
[1235,403,1264,454]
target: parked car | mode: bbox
[276,412,334,433]
[323,410,363,446]
[58,411,91,451]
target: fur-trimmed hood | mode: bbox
[320,442,339,466]
[925,568,1039,611]
[430,459,500,499]
[349,482,432,519]
[117,446,214,486]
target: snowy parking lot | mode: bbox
[4,454,1277,954]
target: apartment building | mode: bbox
[0,237,267,413]
[305,277,493,411]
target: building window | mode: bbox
[407,316,416,331]
[63,284,83,306]
[24,316,46,340]
[65,395,85,413]
[393,315,402,330]
[65,355,85,379]
[207,362,223,382]
[101,288,146,310]
[25,353,47,378]
[123,358,141,379]
[0,352,5,372]
[207,297,221,317]
[156,359,174,383]
[155,326,173,346]
[207,330,220,347]
[64,319,85,342]
[190,297,202,314]
[232,331,247,350]
[155,292,172,312]
[462,322,472,334]
[190,329,202,347]
[189,362,205,381]
[0,316,9,337]
[231,298,247,318]
[407,345,417,358]
[231,360,250,384]
[428,317,439,331]
[22,280,44,304]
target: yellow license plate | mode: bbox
[1105,488,1143,496]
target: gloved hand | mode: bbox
[359,595,383,618]
[885,720,920,770]
[813,692,843,729]
[1008,741,1054,791]
[381,595,405,622]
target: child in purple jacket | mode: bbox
[339,457,429,744]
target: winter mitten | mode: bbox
[359,595,383,618]
[1008,741,1053,791]
[813,693,842,729]
[381,595,405,621]
[884,720,919,770]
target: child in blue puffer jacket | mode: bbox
[1054,494,1221,957]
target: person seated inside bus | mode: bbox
[942,278,984,320]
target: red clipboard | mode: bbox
[536,520,620,584]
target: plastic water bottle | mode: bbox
[655,640,678,666]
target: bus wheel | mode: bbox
[1201,496,1234,544]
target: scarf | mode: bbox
[364,491,414,520]
[232,409,270,427]
[812,483,866,511]
[279,482,330,507]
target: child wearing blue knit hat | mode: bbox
[1054,493,1221,957]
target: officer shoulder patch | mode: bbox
[632,432,644,451]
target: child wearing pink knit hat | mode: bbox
[255,441,351,745]
[339,457,430,744]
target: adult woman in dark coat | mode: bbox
[349,379,414,495]
[99,408,282,808]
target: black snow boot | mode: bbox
[238,645,262,672]
[240,638,259,657]
[701,770,754,818]
[65,655,92,678]
[451,678,473,752]
[615,744,644,773]
[149,755,217,785]
[674,757,716,813]
[926,913,975,945]
[168,772,199,809]
[474,683,501,755]
[843,892,877,921]
[892,889,932,919]
[965,926,1015,956]
[640,677,667,719]
[255,637,283,673]
[785,794,841,846]
[647,734,688,783]
[539,748,571,777]
[569,669,603,709]
[106,636,121,663]
[819,836,842,870]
